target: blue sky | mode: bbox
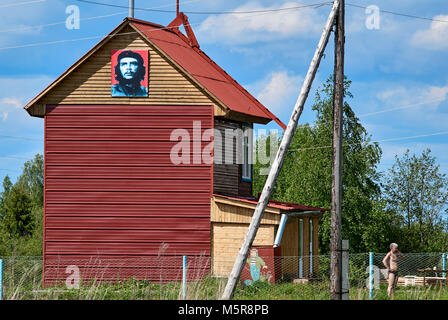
[0,0,447,183]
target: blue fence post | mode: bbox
[182,256,187,300]
[369,252,374,300]
[0,259,3,300]
[443,253,446,279]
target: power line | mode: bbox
[289,130,448,152]
[0,0,47,8]
[357,98,446,118]
[0,0,200,34]
[346,3,448,24]
[0,32,126,50]
[0,98,444,141]
[0,12,124,34]
[78,0,448,24]
[2,1,444,51]
[0,1,331,51]
[0,1,445,48]
[294,97,447,130]
[75,0,332,14]
[0,155,31,160]
[0,168,21,173]
[0,135,42,141]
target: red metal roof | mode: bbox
[25,17,286,129]
[214,194,328,212]
[129,18,286,129]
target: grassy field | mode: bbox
[5,277,448,300]
[2,255,447,300]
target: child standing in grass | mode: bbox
[382,243,405,298]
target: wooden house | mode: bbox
[24,15,326,284]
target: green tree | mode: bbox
[2,184,35,237]
[17,154,44,207]
[253,76,383,253]
[0,175,12,219]
[383,149,448,252]
[0,155,44,255]
[361,199,402,252]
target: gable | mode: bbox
[25,19,285,128]
[29,24,227,117]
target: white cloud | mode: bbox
[1,97,22,109]
[376,83,448,112]
[421,85,448,102]
[0,75,50,134]
[0,97,24,122]
[411,15,448,50]
[372,82,448,133]
[197,1,324,44]
[248,71,302,112]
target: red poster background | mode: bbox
[111,50,149,88]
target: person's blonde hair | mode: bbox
[390,243,398,250]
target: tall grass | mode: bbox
[2,255,448,300]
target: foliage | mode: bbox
[383,149,448,252]
[0,154,44,256]
[1,184,34,237]
[16,154,44,208]
[253,76,383,253]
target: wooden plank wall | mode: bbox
[212,223,275,276]
[44,104,213,283]
[280,218,299,276]
[210,197,281,225]
[37,25,225,115]
[210,196,278,276]
[312,217,319,276]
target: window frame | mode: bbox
[241,123,253,182]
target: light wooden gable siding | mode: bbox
[211,196,281,225]
[36,25,226,116]
[210,196,279,276]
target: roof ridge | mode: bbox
[124,17,167,30]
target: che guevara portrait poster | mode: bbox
[111,50,149,97]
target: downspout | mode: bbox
[273,214,288,248]
[273,211,322,248]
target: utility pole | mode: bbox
[330,0,345,300]
[221,0,341,300]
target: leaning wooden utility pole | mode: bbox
[330,0,345,300]
[221,0,341,300]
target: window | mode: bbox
[241,124,252,182]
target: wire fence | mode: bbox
[0,252,447,300]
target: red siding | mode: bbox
[44,104,212,283]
